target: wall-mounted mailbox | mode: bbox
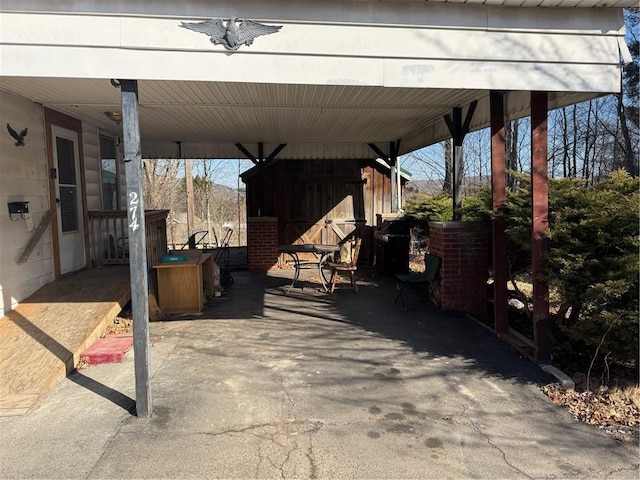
[8,201,29,214]
[8,201,29,220]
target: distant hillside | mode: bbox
[406,179,443,195]
[406,176,490,196]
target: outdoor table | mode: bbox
[277,244,340,294]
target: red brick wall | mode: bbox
[428,221,489,315]
[247,217,279,271]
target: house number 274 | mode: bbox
[129,192,140,232]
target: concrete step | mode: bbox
[80,333,133,365]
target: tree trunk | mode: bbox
[442,139,453,195]
[185,158,195,238]
[571,104,578,177]
[617,92,638,176]
[562,107,569,177]
[582,100,592,181]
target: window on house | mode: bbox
[99,134,119,210]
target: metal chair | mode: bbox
[328,238,362,293]
[394,253,441,310]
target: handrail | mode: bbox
[88,210,169,267]
[17,209,55,264]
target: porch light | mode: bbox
[104,111,123,125]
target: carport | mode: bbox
[0,0,633,416]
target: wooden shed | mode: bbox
[240,157,409,263]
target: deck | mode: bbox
[0,267,131,416]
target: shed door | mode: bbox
[52,126,85,274]
[324,181,364,244]
[284,178,364,246]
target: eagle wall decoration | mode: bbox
[180,17,282,52]
[7,123,27,147]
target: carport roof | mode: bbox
[0,1,632,159]
[0,78,604,159]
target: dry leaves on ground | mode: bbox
[102,315,133,336]
[541,383,640,441]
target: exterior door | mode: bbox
[284,178,364,245]
[52,126,85,274]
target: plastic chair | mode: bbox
[328,238,362,293]
[394,253,441,310]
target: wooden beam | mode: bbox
[258,143,264,163]
[367,143,389,161]
[234,143,257,164]
[490,91,509,334]
[444,101,478,221]
[265,144,287,162]
[531,91,551,363]
[461,100,478,139]
[120,79,152,417]
[395,139,402,211]
[446,108,463,220]
[258,143,266,216]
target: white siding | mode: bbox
[0,6,625,93]
[0,90,53,314]
[83,127,101,210]
[0,92,113,314]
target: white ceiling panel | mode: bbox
[0,77,602,159]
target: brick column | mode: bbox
[428,221,489,315]
[247,217,279,271]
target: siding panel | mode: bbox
[0,90,53,314]
[83,127,101,210]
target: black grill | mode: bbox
[374,219,410,275]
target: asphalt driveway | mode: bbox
[0,268,637,479]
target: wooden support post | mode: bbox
[452,107,463,221]
[444,101,477,221]
[531,91,551,363]
[120,79,152,417]
[390,141,398,213]
[490,91,509,333]
[258,143,265,215]
[395,140,402,211]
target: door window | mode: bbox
[99,135,119,210]
[56,136,79,232]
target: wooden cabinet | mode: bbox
[154,251,215,314]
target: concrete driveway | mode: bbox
[1,269,637,479]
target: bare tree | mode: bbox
[142,158,184,247]
[505,119,520,190]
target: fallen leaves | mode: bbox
[541,383,640,440]
[102,315,133,336]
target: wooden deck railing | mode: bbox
[88,210,169,268]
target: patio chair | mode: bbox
[394,253,441,311]
[328,238,362,293]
